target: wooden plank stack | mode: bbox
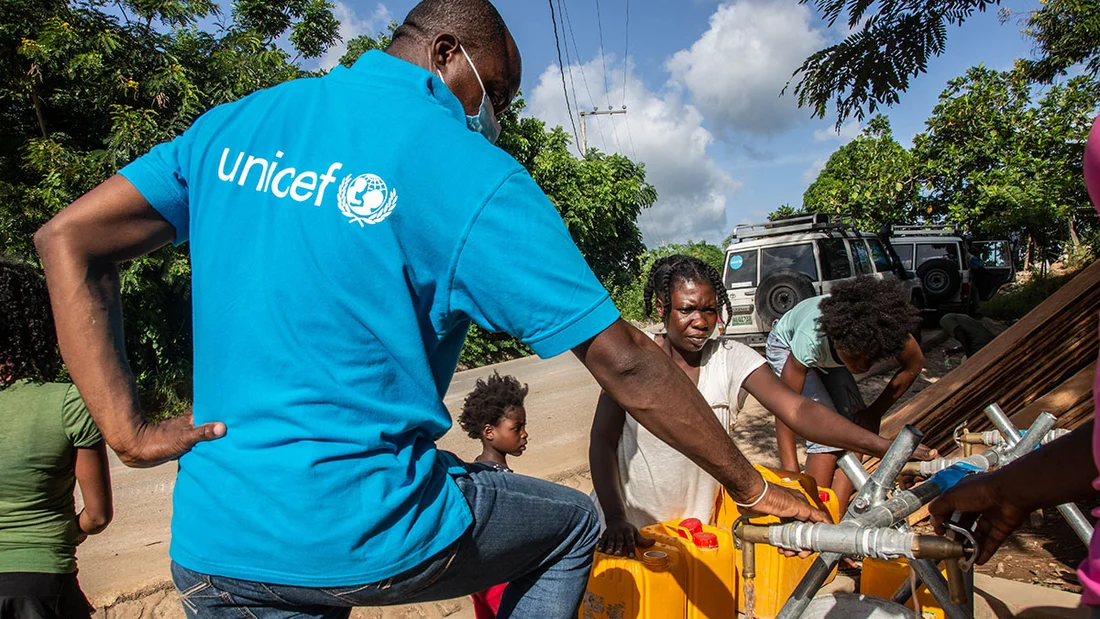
[874,258,1100,464]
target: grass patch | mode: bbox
[982,270,1081,321]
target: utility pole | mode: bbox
[578,107,626,157]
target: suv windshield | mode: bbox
[761,243,818,281]
[916,243,961,270]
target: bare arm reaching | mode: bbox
[74,441,113,537]
[574,320,827,523]
[774,355,810,472]
[35,175,225,468]
[862,334,924,423]
[589,392,656,556]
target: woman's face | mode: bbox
[659,279,719,354]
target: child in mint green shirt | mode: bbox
[766,277,924,509]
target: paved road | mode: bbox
[78,352,602,603]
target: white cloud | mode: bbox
[813,119,861,143]
[528,55,740,245]
[666,0,826,135]
[319,2,393,71]
[801,158,827,184]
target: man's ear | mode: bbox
[430,33,460,74]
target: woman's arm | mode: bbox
[774,355,808,471]
[74,441,113,536]
[863,335,924,423]
[589,392,654,556]
[749,365,901,458]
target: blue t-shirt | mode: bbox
[120,51,619,587]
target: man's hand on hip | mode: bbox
[119,412,226,468]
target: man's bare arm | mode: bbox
[573,320,826,522]
[35,175,224,467]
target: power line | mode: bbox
[557,0,583,141]
[560,0,607,154]
[548,0,581,148]
[594,0,612,109]
[622,0,630,106]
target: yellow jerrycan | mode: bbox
[860,557,947,619]
[579,541,688,619]
[640,518,738,619]
[713,465,841,619]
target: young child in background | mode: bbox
[457,371,529,617]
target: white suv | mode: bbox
[722,214,924,347]
[887,226,1015,316]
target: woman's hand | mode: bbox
[597,518,655,557]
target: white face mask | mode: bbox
[437,45,502,144]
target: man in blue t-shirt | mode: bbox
[35,1,827,616]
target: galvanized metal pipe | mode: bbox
[1057,502,1095,546]
[984,403,1021,447]
[958,428,1069,446]
[851,426,923,514]
[901,450,1000,478]
[1005,412,1058,460]
[774,552,841,619]
[738,523,965,560]
[837,451,870,490]
[910,559,971,619]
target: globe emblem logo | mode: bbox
[336,173,398,226]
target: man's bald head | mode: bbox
[389,0,521,116]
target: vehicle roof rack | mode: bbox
[733,213,857,240]
[890,224,959,237]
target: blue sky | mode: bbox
[312,0,1044,246]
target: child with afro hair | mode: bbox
[768,276,924,510]
[457,371,529,619]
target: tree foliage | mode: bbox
[803,115,918,230]
[790,0,1000,127]
[912,66,1100,258]
[1020,0,1100,83]
[767,204,808,221]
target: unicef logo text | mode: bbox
[337,174,398,226]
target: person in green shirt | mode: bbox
[766,277,925,510]
[0,259,113,618]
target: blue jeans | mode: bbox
[171,463,600,619]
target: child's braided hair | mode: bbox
[642,254,732,322]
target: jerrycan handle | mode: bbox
[675,518,704,540]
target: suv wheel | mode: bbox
[916,258,961,304]
[755,270,816,325]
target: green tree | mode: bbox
[789,0,1000,126]
[767,204,807,221]
[912,66,1100,260]
[803,115,918,230]
[1,0,341,411]
[1019,0,1100,83]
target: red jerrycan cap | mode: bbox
[819,490,830,504]
[693,532,719,548]
[677,518,704,539]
